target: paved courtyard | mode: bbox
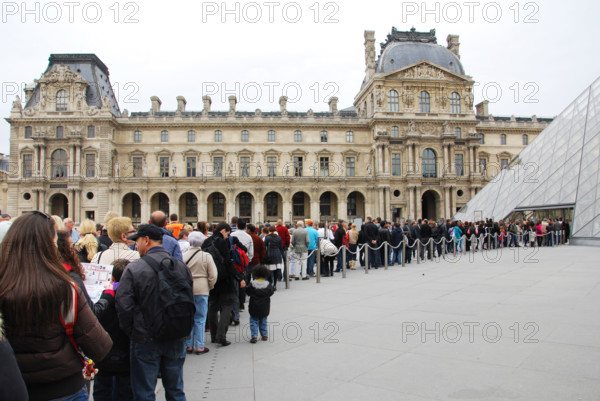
[158,245,600,401]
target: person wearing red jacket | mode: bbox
[275,219,290,279]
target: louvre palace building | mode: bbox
[6,28,552,225]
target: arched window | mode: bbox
[455,127,462,139]
[422,148,437,178]
[522,134,528,145]
[51,149,68,178]
[56,90,68,111]
[388,90,399,112]
[500,134,507,145]
[392,126,399,138]
[419,91,430,113]
[294,130,302,142]
[450,92,461,114]
[214,130,222,142]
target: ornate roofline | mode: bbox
[379,27,437,55]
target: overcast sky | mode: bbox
[1,0,598,155]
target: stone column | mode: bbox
[40,146,46,178]
[377,145,383,175]
[74,146,81,177]
[40,190,47,213]
[310,200,319,221]
[70,190,76,222]
[408,186,415,220]
[282,200,292,224]
[445,187,451,219]
[443,145,449,175]
[450,186,456,216]
[74,190,81,223]
[141,190,150,223]
[385,187,391,221]
[416,187,422,220]
[170,189,178,220]
[407,144,414,174]
[198,191,207,222]
[338,197,347,222]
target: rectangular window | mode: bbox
[346,157,355,177]
[22,154,32,177]
[320,130,328,142]
[134,130,142,143]
[161,130,169,142]
[85,154,95,177]
[294,130,302,142]
[87,125,95,138]
[56,126,64,138]
[319,157,329,177]
[391,126,399,138]
[241,130,249,142]
[501,158,509,170]
[455,154,464,176]
[392,153,401,176]
[346,131,354,143]
[294,156,303,177]
[186,157,196,177]
[160,157,169,177]
[133,157,143,178]
[215,130,222,142]
[25,126,32,139]
[214,157,223,177]
[268,130,275,142]
[188,130,195,142]
[267,156,277,177]
[240,156,250,177]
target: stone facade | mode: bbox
[6,29,551,225]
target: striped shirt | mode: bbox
[90,242,140,265]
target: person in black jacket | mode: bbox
[361,217,380,269]
[93,258,133,401]
[420,219,433,260]
[245,265,274,343]
[202,223,246,346]
[390,223,403,265]
[378,221,392,266]
[334,220,347,273]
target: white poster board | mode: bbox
[81,263,114,303]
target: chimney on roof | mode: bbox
[328,97,339,115]
[475,100,489,117]
[279,96,288,115]
[24,83,35,103]
[364,30,376,80]
[176,96,186,114]
[228,95,237,115]
[202,95,212,113]
[150,96,162,114]
[447,34,460,59]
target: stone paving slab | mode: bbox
[154,245,600,401]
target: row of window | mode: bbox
[24,125,96,139]
[23,150,507,180]
[387,90,461,114]
[133,129,356,144]
[478,133,529,145]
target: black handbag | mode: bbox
[261,240,272,265]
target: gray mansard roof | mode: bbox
[25,54,121,117]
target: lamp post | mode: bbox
[227,212,230,223]
[258,211,261,225]
[289,210,292,225]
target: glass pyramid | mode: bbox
[454,76,600,245]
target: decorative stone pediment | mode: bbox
[385,61,470,82]
[155,148,173,161]
[419,122,439,136]
[33,64,89,113]
[127,149,147,161]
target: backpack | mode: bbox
[229,237,249,273]
[201,237,226,283]
[141,255,195,342]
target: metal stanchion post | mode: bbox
[429,239,433,261]
[285,250,290,289]
[364,244,369,274]
[442,237,446,259]
[384,242,388,270]
[417,240,421,264]
[316,242,321,284]
[487,233,491,250]
[453,237,456,256]
[402,238,406,267]
[342,245,347,278]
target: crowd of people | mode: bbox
[0,209,570,401]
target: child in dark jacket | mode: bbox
[93,259,133,401]
[245,265,274,343]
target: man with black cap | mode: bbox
[116,224,193,401]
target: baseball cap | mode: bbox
[126,224,164,241]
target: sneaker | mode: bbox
[262,336,268,341]
[302,276,309,280]
[250,338,257,344]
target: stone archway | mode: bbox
[50,193,69,218]
[122,193,142,222]
[421,190,440,220]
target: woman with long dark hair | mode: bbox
[57,229,94,309]
[0,211,111,401]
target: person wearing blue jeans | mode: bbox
[187,295,209,353]
[130,340,187,400]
